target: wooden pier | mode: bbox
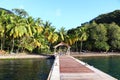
[48,55,117,80]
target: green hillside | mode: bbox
[0,7,13,14]
[90,10,120,26]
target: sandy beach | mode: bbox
[0,52,120,59]
[0,54,49,59]
[71,52,120,57]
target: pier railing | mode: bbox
[47,55,60,80]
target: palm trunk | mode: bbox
[2,35,5,50]
[17,39,22,53]
[80,41,83,53]
[1,39,3,50]
[3,25,7,50]
[10,38,15,53]
[17,42,20,53]
[76,41,78,52]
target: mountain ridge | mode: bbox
[90,10,120,26]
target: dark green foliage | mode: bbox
[91,10,120,26]
[1,7,120,53]
[69,10,120,52]
[94,41,110,51]
[84,22,110,51]
[106,23,120,51]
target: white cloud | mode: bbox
[55,9,61,17]
[19,5,24,9]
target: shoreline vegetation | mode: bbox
[0,8,120,56]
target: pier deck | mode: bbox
[48,55,117,80]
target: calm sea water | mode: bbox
[77,56,120,80]
[0,58,54,80]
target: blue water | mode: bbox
[0,58,54,80]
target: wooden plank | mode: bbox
[59,55,117,80]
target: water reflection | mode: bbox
[77,56,120,80]
[0,58,54,80]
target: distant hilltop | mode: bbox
[0,7,13,14]
[90,10,120,26]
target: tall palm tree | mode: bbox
[58,27,67,42]
[20,16,37,52]
[32,18,44,48]
[0,10,12,50]
[66,29,76,46]
[6,15,28,53]
[26,17,36,36]
[44,21,58,44]
[76,27,88,53]
[67,28,79,51]
[0,22,4,50]
[23,17,44,52]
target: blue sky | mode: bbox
[0,0,120,30]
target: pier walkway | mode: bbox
[48,55,117,80]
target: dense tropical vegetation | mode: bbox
[0,8,120,54]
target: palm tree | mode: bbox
[43,21,59,52]
[66,29,75,46]
[0,22,4,50]
[44,21,58,44]
[0,10,14,50]
[0,10,8,50]
[43,21,52,28]
[32,18,44,48]
[76,27,88,53]
[12,8,29,18]
[6,15,28,53]
[58,27,67,42]
[23,17,45,52]
[67,28,79,51]
[19,16,37,52]
[1,8,30,53]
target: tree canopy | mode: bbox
[90,10,120,26]
[0,8,120,54]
